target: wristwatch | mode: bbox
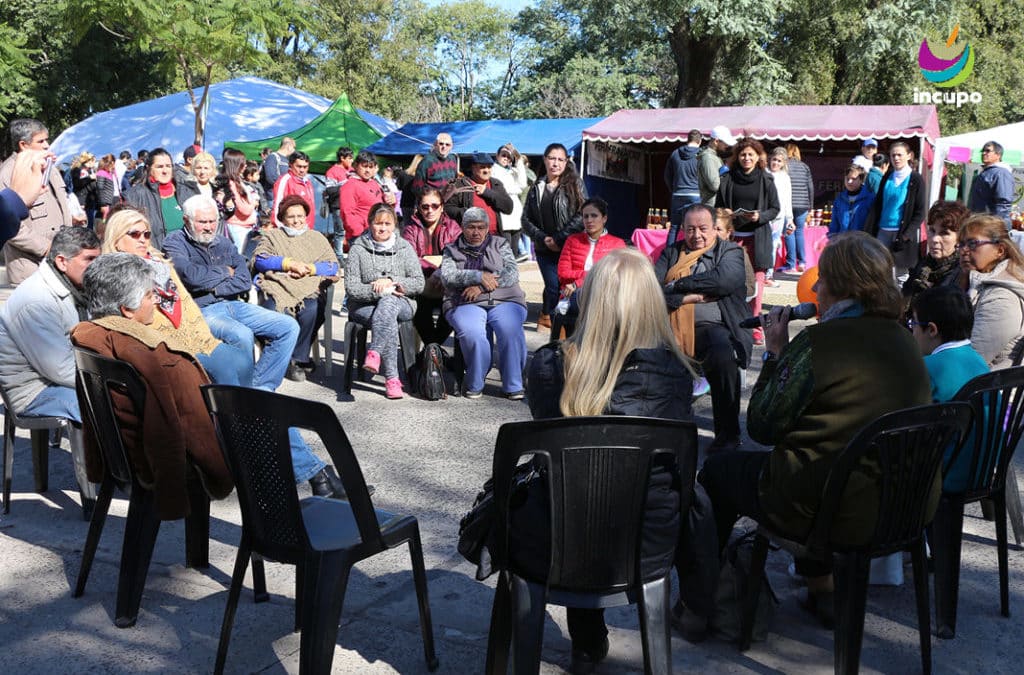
[762,351,777,363]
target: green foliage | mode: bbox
[0,23,36,125]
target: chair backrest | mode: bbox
[491,416,697,592]
[952,366,1024,501]
[201,385,382,562]
[806,402,973,558]
[73,348,147,492]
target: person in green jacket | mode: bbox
[699,231,932,627]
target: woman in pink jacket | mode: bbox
[556,197,626,327]
[215,148,259,254]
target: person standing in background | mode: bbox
[780,143,813,273]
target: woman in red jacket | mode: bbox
[555,197,626,328]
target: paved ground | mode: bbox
[1,263,1022,674]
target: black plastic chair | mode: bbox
[342,310,417,394]
[484,416,698,675]
[931,366,1024,639]
[201,385,438,675]
[737,402,973,674]
[0,381,92,517]
[73,348,211,628]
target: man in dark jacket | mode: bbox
[443,153,513,231]
[655,204,752,453]
[968,140,1015,225]
[665,128,704,242]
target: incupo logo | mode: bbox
[913,24,982,107]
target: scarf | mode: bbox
[371,233,397,252]
[664,243,714,357]
[905,253,959,297]
[460,235,492,271]
[731,166,761,186]
[281,225,306,238]
[53,264,90,321]
[892,165,912,187]
[145,257,182,328]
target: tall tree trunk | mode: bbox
[668,19,721,107]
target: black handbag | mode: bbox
[458,461,541,581]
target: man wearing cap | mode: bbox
[699,125,737,205]
[665,129,704,242]
[443,153,514,233]
[968,141,1015,225]
[853,138,878,173]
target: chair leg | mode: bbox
[114,486,161,628]
[911,540,932,675]
[930,496,965,639]
[343,323,360,395]
[67,425,97,520]
[74,475,115,597]
[739,532,770,651]
[184,474,210,569]
[2,416,13,514]
[299,551,351,675]
[485,571,512,675]
[30,428,48,493]
[833,552,870,675]
[408,525,439,671]
[214,539,251,675]
[995,490,1011,618]
[322,286,334,378]
[294,560,304,633]
[251,554,269,603]
[509,574,546,675]
[638,575,672,675]
[1005,466,1024,548]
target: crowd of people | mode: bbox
[0,115,1022,671]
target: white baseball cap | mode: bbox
[710,125,738,146]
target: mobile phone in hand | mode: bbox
[41,157,55,187]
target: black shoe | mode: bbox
[296,360,317,374]
[671,601,709,643]
[707,437,742,455]
[801,589,835,629]
[309,467,374,500]
[285,362,306,382]
[505,390,525,401]
[569,636,609,675]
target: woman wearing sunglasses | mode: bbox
[959,214,1024,369]
[402,187,462,343]
[101,208,253,386]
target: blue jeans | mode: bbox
[201,300,299,391]
[331,211,346,258]
[196,342,255,387]
[23,385,81,424]
[535,250,560,316]
[784,209,808,268]
[447,302,527,393]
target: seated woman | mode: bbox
[554,197,625,331]
[700,231,932,626]
[522,248,712,666]
[71,253,233,520]
[253,194,340,381]
[959,214,1024,370]
[401,187,462,344]
[440,207,528,399]
[102,208,253,387]
[902,200,970,315]
[344,202,425,399]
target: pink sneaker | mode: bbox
[363,349,380,374]
[385,377,404,399]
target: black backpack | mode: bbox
[409,343,459,400]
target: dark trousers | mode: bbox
[694,323,741,442]
[413,296,453,345]
[535,249,560,315]
[699,450,831,577]
[260,294,326,363]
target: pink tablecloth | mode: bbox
[633,226,830,268]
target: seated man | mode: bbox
[654,203,752,453]
[72,253,233,520]
[163,195,350,499]
[0,226,101,506]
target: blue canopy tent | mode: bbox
[365,118,603,158]
[50,77,397,164]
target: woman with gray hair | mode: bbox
[70,253,233,520]
[440,206,528,398]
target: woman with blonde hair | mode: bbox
[190,151,218,199]
[766,147,793,287]
[959,214,1024,369]
[522,247,704,663]
[102,208,253,386]
[71,151,99,228]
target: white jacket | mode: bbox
[491,159,527,232]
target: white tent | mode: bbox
[928,120,1024,204]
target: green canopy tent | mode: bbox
[223,93,385,174]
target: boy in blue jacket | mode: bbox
[829,165,875,235]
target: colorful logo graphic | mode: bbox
[918,24,975,88]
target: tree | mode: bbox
[72,0,297,143]
[0,24,35,126]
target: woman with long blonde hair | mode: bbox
[102,208,253,386]
[520,247,704,664]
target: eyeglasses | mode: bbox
[437,142,452,147]
[125,230,152,240]
[498,153,513,160]
[420,203,442,210]
[906,318,928,330]
[982,148,995,154]
[957,239,1001,251]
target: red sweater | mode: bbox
[557,231,627,287]
[339,177,383,239]
[272,172,316,228]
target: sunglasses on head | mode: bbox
[126,230,152,240]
